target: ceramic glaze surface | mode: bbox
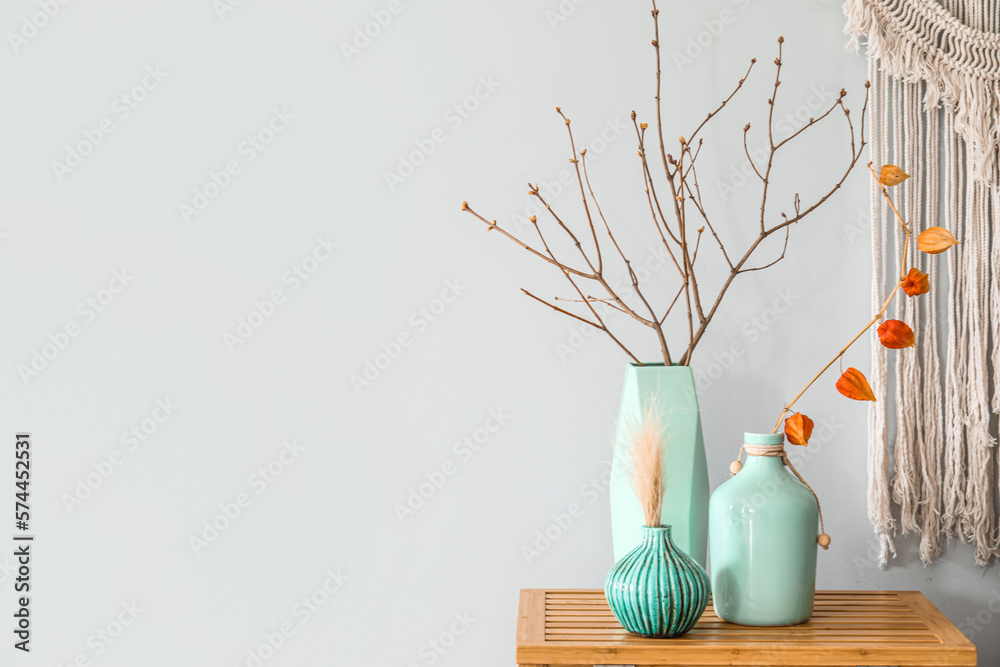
[604,525,710,638]
[610,364,710,566]
[709,432,819,626]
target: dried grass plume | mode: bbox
[628,402,668,528]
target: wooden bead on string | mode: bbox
[818,533,831,549]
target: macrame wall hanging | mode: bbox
[844,0,1000,567]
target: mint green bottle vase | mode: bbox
[610,364,709,567]
[604,525,710,638]
[708,432,819,626]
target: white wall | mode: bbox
[2,0,997,664]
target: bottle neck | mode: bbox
[641,525,672,544]
[743,443,787,471]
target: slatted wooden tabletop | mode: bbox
[516,589,976,666]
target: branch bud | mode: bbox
[778,35,784,43]
[529,215,537,223]
[678,136,686,145]
[640,122,648,129]
[651,39,658,47]
[631,110,636,120]
[461,201,468,211]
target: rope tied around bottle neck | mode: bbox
[731,443,831,550]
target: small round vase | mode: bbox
[708,432,819,626]
[604,525,710,638]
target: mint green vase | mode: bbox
[610,364,709,567]
[604,525,710,638]
[708,432,819,626]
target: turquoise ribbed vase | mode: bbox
[604,525,710,638]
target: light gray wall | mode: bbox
[2,0,997,664]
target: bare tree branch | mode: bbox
[582,149,673,363]
[557,107,603,273]
[461,5,869,368]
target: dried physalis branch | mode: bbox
[917,227,960,254]
[784,412,814,446]
[901,268,929,296]
[879,164,910,186]
[836,368,877,402]
[769,163,958,442]
[877,320,916,349]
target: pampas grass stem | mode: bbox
[628,401,668,527]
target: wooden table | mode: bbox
[516,589,976,666]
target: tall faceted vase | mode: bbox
[709,432,819,626]
[604,525,710,638]
[610,363,709,567]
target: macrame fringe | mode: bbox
[845,0,1000,182]
[845,0,1000,567]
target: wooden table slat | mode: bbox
[516,588,976,666]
